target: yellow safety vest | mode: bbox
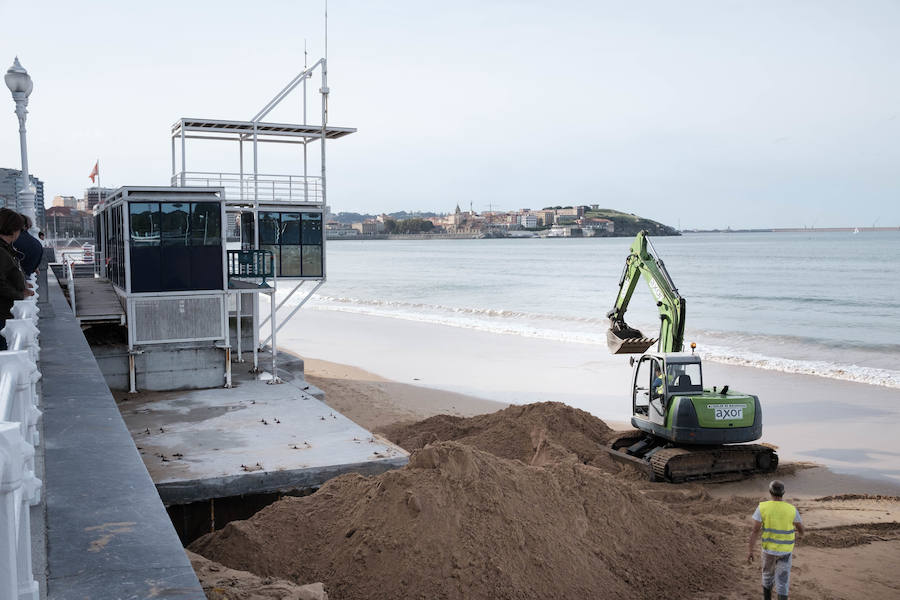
[758,500,797,553]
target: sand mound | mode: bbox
[191,441,732,600]
[379,401,623,470]
[187,550,327,599]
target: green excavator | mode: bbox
[604,231,778,482]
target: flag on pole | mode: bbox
[89,161,99,183]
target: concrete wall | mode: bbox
[93,343,228,391]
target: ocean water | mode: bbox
[289,232,900,389]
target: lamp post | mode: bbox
[5,56,37,235]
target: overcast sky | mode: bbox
[1,0,898,229]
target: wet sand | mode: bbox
[282,308,900,489]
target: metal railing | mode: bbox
[0,274,42,599]
[172,171,323,205]
[227,250,274,285]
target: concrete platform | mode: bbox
[117,374,409,505]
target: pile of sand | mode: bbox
[379,401,624,471]
[187,550,327,600]
[191,437,732,599]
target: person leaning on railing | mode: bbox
[0,209,34,350]
[13,213,43,275]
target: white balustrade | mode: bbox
[0,306,42,600]
[10,301,38,326]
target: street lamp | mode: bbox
[5,56,38,235]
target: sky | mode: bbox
[1,0,898,229]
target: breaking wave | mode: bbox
[289,294,900,390]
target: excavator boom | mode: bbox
[606,231,686,354]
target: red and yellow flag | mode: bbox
[89,161,99,183]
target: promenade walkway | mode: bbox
[38,272,203,598]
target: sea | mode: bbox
[297,231,900,390]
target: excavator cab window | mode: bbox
[633,357,653,416]
[650,359,665,401]
[666,363,703,393]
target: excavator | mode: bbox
[604,231,778,482]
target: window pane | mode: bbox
[281,213,301,245]
[301,212,322,245]
[129,203,159,246]
[280,245,301,277]
[191,202,221,246]
[239,211,255,250]
[259,212,280,244]
[301,245,322,277]
[261,245,279,276]
[161,203,190,246]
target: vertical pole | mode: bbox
[303,44,309,204]
[180,119,186,185]
[252,294,259,373]
[239,139,244,203]
[269,262,279,383]
[236,291,242,362]
[171,134,176,183]
[320,60,329,280]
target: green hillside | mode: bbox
[583,208,679,237]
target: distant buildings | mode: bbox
[0,167,46,227]
[45,206,94,237]
[326,204,615,239]
[83,186,116,211]
[53,195,78,208]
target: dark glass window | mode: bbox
[191,202,222,246]
[127,200,223,292]
[281,213,301,245]
[301,213,322,244]
[259,212,280,244]
[130,203,160,246]
[162,203,190,246]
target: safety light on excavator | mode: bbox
[690,342,696,355]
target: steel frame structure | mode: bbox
[168,59,355,380]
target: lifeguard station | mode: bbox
[170,57,355,382]
[89,58,354,392]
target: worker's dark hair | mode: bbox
[769,480,785,497]
[0,209,26,236]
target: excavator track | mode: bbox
[649,444,778,483]
[604,434,778,483]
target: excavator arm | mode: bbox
[606,231,686,354]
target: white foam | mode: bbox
[287,293,900,390]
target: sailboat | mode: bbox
[853,227,860,234]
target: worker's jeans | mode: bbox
[761,551,792,596]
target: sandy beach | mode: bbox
[282,307,900,489]
[188,307,900,599]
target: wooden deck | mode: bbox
[73,278,126,324]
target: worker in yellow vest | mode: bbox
[747,480,805,600]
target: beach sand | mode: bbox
[297,356,900,600]
[191,307,900,599]
[282,307,900,488]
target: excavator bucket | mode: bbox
[607,320,657,354]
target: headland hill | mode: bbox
[325,205,679,240]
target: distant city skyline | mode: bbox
[1,0,899,229]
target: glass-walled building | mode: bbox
[239,210,323,278]
[96,187,226,295]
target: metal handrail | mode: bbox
[227,250,274,286]
[172,171,323,204]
